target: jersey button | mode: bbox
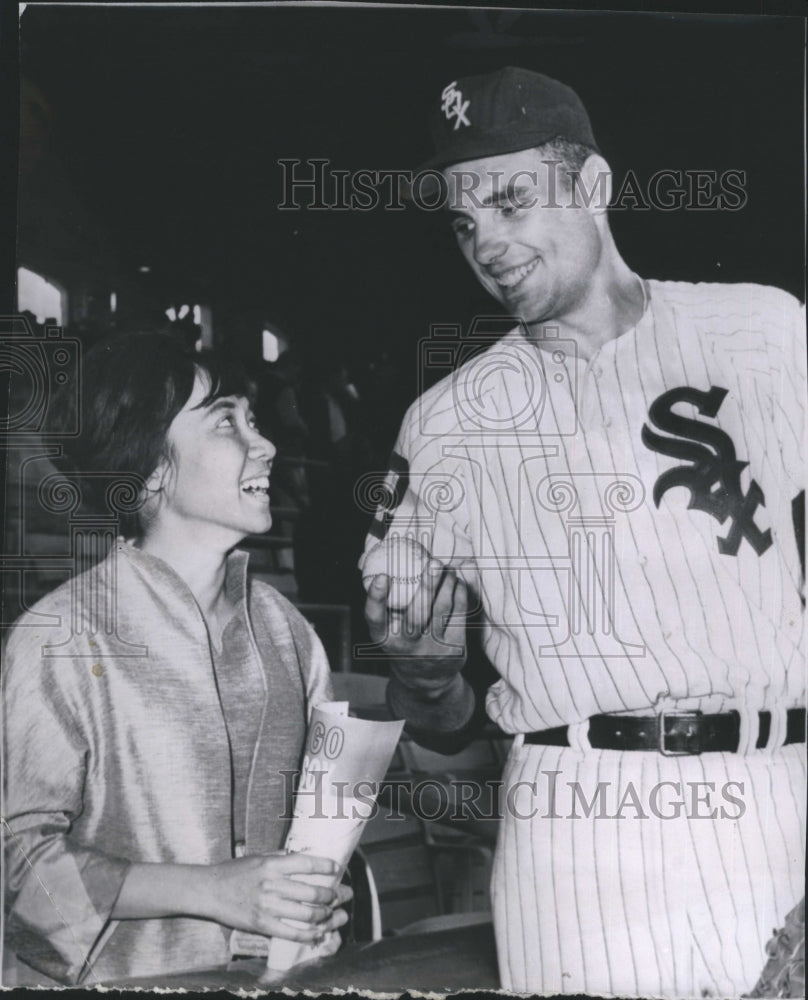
[603,417,612,428]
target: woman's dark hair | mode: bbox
[51,331,251,535]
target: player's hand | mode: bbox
[201,852,352,942]
[365,559,468,677]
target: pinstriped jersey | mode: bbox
[362,281,806,734]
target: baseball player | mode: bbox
[361,67,806,997]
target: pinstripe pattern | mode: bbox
[363,281,806,995]
[366,282,805,728]
[492,742,806,996]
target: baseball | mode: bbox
[361,536,432,611]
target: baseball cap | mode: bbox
[418,66,599,174]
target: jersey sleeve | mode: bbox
[784,299,806,591]
[359,400,483,752]
[715,287,806,595]
[2,628,131,985]
[770,293,806,498]
[360,399,476,578]
[762,293,806,594]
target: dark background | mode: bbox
[17,5,805,380]
[6,3,806,647]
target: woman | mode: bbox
[2,332,351,986]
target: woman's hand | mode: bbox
[113,852,353,942]
[202,853,352,942]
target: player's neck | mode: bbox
[527,255,646,362]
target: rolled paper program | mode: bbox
[265,702,404,974]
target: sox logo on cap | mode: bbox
[441,81,470,129]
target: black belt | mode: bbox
[523,709,807,755]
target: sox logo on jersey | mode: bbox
[642,385,773,557]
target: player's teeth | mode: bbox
[496,259,538,287]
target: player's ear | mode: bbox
[578,154,612,216]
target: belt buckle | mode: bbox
[658,710,703,756]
